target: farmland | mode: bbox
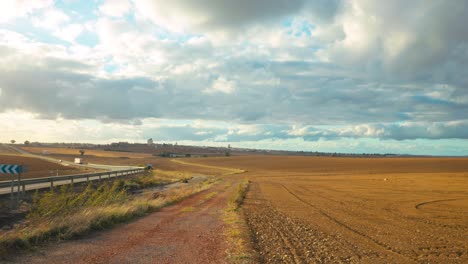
[0,152,246,263]
[21,146,153,159]
[0,154,85,181]
[193,156,468,263]
[2,152,467,263]
[18,146,239,177]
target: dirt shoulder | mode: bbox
[4,177,242,264]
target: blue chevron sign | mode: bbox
[0,164,24,174]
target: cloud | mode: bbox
[1,1,468,155]
[287,121,468,141]
[204,77,236,94]
[315,0,468,87]
[0,32,467,128]
[32,7,69,30]
[0,0,53,23]
[99,0,131,17]
[134,0,306,33]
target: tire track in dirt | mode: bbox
[279,183,417,263]
[415,198,460,209]
[245,182,364,263]
[290,183,467,260]
[382,198,468,231]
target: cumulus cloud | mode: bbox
[0,0,467,154]
[0,32,466,129]
[204,77,236,94]
[285,121,468,141]
[134,0,306,33]
[315,0,468,86]
[0,0,53,23]
[99,0,131,17]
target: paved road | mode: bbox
[0,144,143,196]
[1,144,139,171]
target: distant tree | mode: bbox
[185,153,191,158]
[10,140,15,144]
[79,150,85,156]
[228,144,231,149]
[24,140,30,145]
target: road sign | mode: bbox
[0,164,25,174]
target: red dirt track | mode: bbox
[6,179,238,264]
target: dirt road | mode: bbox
[5,179,239,264]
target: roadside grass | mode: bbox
[0,173,220,258]
[181,206,196,212]
[150,169,193,181]
[194,191,219,206]
[204,191,218,200]
[224,180,256,263]
[228,180,250,211]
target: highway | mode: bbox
[2,144,138,171]
[0,144,143,196]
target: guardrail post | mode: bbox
[17,173,21,195]
[87,176,89,182]
[71,177,74,184]
[99,174,101,182]
[50,180,54,189]
[10,174,14,207]
[10,174,15,203]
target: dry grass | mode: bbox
[204,191,219,200]
[181,206,196,212]
[0,174,219,258]
[224,180,256,263]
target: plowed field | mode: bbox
[194,156,468,263]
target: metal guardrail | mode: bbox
[0,168,145,191]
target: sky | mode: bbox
[0,0,467,156]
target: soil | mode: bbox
[198,156,468,263]
[4,155,467,263]
[4,178,239,264]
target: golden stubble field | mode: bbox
[19,146,240,179]
[192,156,468,263]
[21,147,152,159]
